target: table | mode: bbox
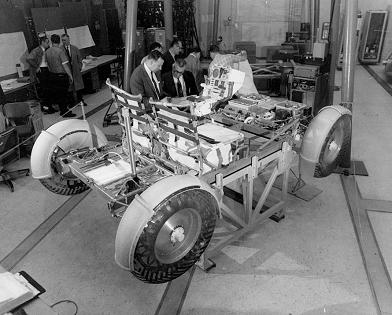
[1,79,37,103]
[81,55,118,92]
[0,264,57,315]
[81,55,118,74]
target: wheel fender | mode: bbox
[300,105,351,178]
[30,119,108,179]
[115,175,218,271]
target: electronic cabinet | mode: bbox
[358,10,388,64]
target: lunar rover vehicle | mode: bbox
[30,64,351,283]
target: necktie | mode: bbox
[151,72,160,99]
[66,46,71,60]
[176,79,184,97]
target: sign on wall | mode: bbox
[0,32,28,77]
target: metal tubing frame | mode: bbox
[122,107,137,176]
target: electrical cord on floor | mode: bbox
[50,299,78,315]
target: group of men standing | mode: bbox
[27,33,85,117]
[129,39,199,108]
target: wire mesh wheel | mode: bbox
[131,187,218,284]
[314,113,351,178]
[40,142,89,196]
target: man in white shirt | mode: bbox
[26,35,54,113]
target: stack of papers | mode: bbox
[0,272,39,314]
[0,79,17,91]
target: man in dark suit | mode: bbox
[140,42,163,65]
[129,50,164,110]
[161,39,183,75]
[162,58,198,98]
[61,34,86,107]
[26,35,55,114]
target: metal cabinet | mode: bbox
[358,10,388,64]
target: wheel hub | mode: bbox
[323,121,345,164]
[154,207,202,264]
[328,140,340,152]
[170,226,185,244]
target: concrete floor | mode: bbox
[1,65,391,314]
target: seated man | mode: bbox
[162,58,198,98]
[140,42,163,64]
[129,50,164,109]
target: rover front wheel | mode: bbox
[131,187,217,283]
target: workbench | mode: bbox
[81,55,118,92]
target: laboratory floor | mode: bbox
[1,65,391,315]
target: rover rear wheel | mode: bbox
[39,140,89,195]
[300,105,352,178]
[314,114,351,177]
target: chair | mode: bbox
[3,102,35,157]
[106,79,151,154]
[0,127,29,192]
[104,49,125,127]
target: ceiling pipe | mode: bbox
[212,0,220,44]
[163,0,173,48]
[302,0,310,24]
[341,0,358,105]
[123,0,138,92]
[313,0,320,42]
[328,0,341,106]
[340,0,358,167]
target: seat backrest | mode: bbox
[3,102,34,138]
[106,79,147,129]
[151,102,199,147]
[3,102,31,120]
[0,111,6,133]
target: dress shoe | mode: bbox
[62,112,77,118]
[42,107,57,114]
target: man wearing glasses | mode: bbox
[161,39,183,75]
[162,58,198,98]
